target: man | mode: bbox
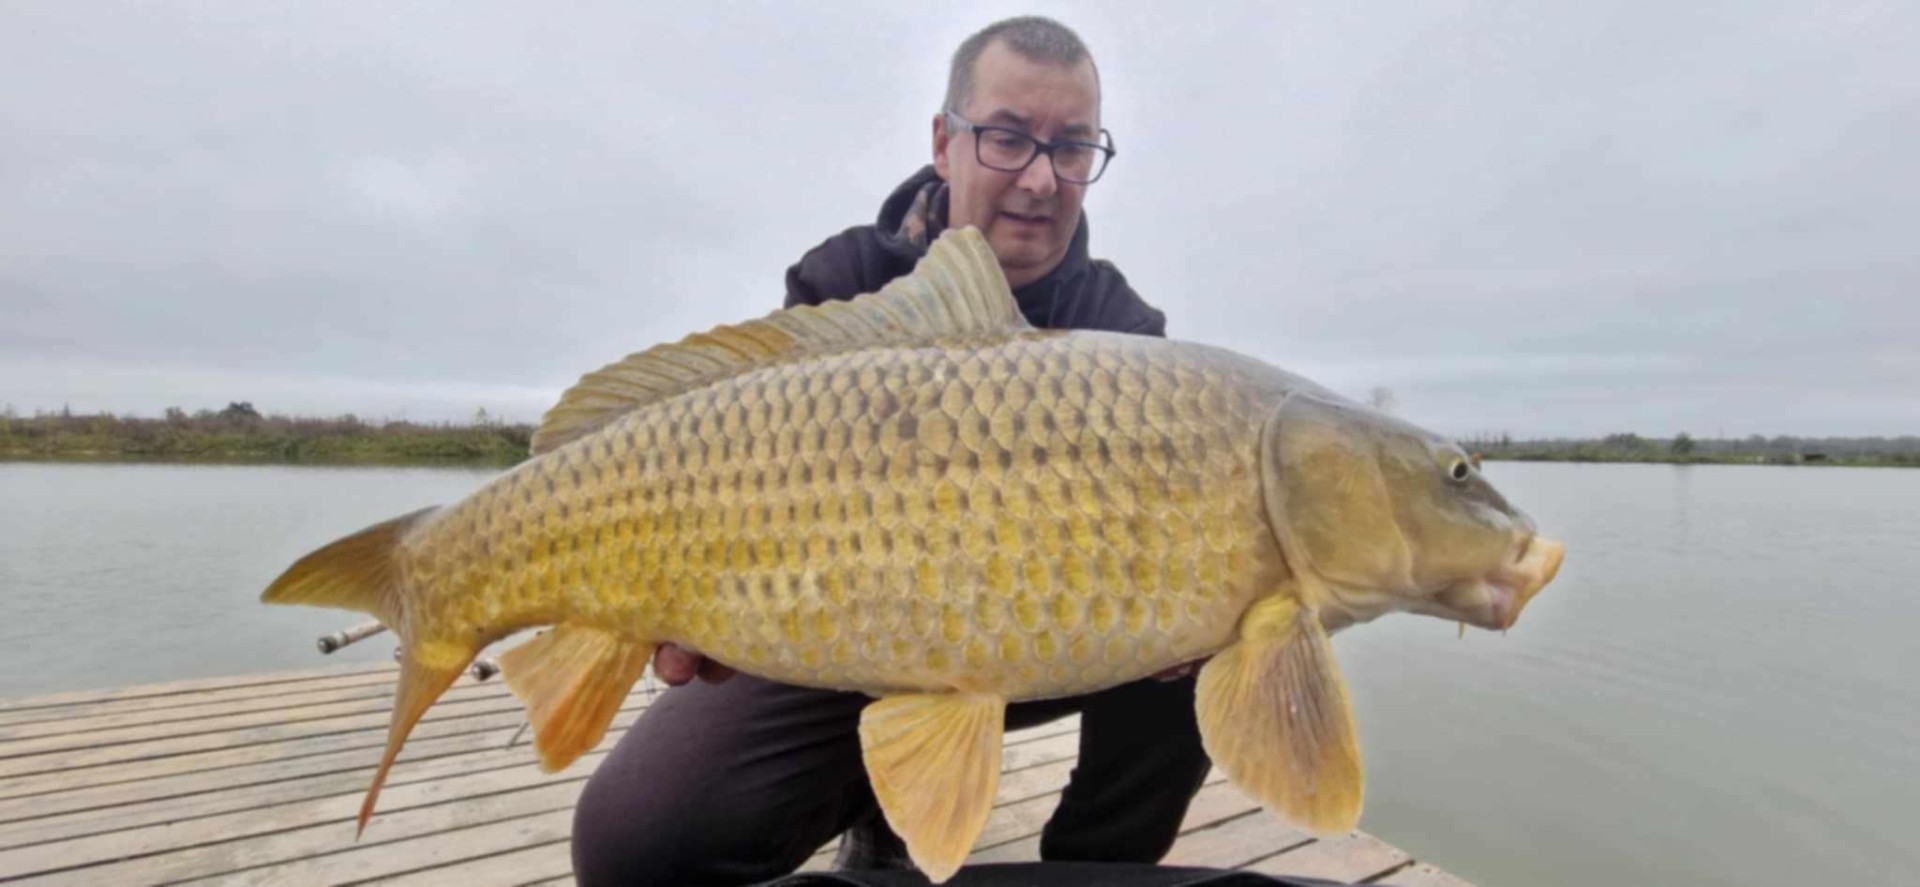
[571,17,1203,886]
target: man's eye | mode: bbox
[986,133,1028,150]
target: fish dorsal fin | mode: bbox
[530,226,1023,455]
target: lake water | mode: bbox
[2,460,1915,886]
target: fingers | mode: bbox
[1151,660,1204,681]
[697,660,738,684]
[652,643,737,686]
[653,644,701,686]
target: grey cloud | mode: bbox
[3,1,1915,440]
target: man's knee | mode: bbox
[571,768,820,887]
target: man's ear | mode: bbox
[931,113,952,180]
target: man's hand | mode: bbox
[652,643,737,687]
[1150,659,1205,681]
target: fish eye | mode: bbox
[1447,457,1472,483]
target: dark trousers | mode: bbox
[572,673,1213,887]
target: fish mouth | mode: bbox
[1437,533,1566,630]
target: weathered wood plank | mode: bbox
[0,662,395,714]
[1371,861,1476,887]
[6,777,590,887]
[0,707,539,823]
[0,689,550,799]
[0,693,528,777]
[962,770,1238,866]
[0,680,507,750]
[0,660,1471,887]
[0,715,604,850]
[0,718,1075,869]
[0,669,403,729]
[0,746,602,882]
[0,700,636,835]
[360,838,575,887]
[1243,831,1411,882]
[165,808,578,887]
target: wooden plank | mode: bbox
[0,669,403,729]
[0,680,507,749]
[0,698,632,834]
[1371,861,1476,887]
[0,714,604,850]
[0,706,538,822]
[164,808,578,887]
[360,838,575,887]
[0,690,537,792]
[5,775,592,887]
[0,745,607,882]
[962,770,1237,866]
[1161,809,1312,870]
[0,693,528,777]
[0,662,396,714]
[0,658,1474,887]
[1243,831,1411,882]
[0,706,1063,852]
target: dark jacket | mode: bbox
[783,166,1167,336]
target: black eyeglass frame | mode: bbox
[944,110,1117,185]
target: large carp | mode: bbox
[262,227,1564,881]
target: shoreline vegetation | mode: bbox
[0,403,531,467]
[2,404,1917,469]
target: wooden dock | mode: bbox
[0,662,1472,886]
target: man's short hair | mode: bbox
[942,16,1101,116]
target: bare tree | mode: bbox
[1368,386,1396,413]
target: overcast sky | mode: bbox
[3,1,1915,440]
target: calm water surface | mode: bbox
[2,461,1915,887]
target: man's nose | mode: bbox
[1016,153,1059,197]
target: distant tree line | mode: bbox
[0,403,534,466]
[1460,431,1920,467]
[2,402,1914,469]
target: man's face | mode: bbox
[934,40,1100,288]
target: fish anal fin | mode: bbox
[359,654,468,835]
[530,226,1022,455]
[1196,594,1364,835]
[498,625,654,772]
[858,692,1007,883]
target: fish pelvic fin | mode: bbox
[531,226,1024,455]
[497,624,653,772]
[259,506,439,627]
[359,652,468,836]
[1196,593,1364,835]
[858,692,1007,883]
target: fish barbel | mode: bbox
[262,227,1565,881]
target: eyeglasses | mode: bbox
[945,111,1116,185]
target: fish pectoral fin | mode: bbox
[857,691,1007,883]
[498,625,654,772]
[1196,594,1364,835]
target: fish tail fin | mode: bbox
[260,506,477,835]
[259,505,440,626]
[498,624,654,772]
